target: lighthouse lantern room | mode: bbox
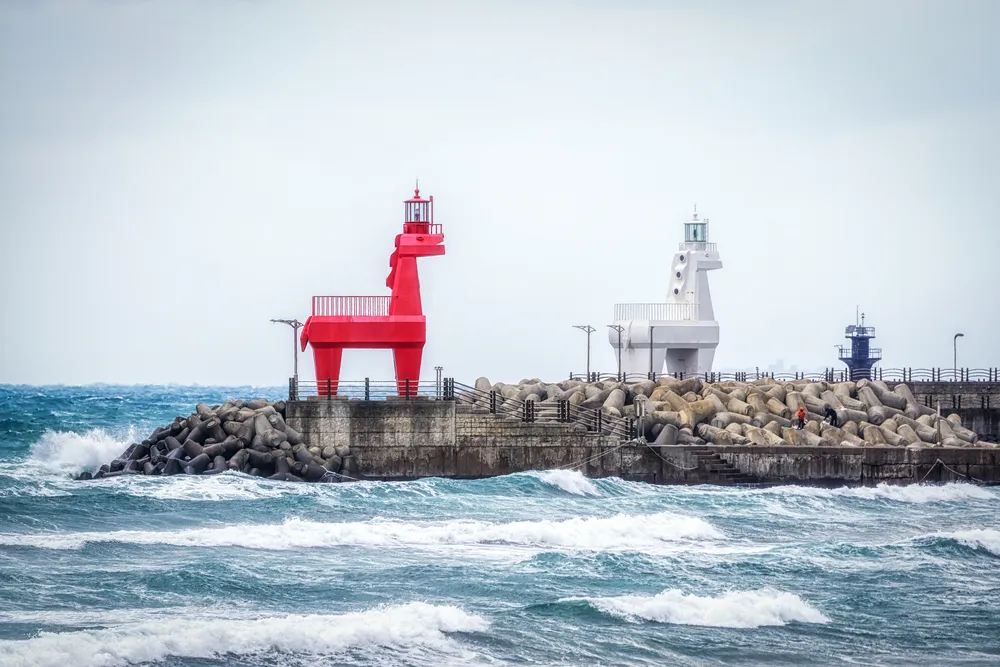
[684,206,709,245]
[404,189,434,234]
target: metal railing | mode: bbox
[311,296,391,317]
[569,367,1000,383]
[838,347,883,361]
[286,377,635,438]
[291,378,439,400]
[845,325,876,337]
[402,222,443,236]
[613,302,699,321]
[678,242,717,253]
[450,382,633,438]
[876,368,1000,383]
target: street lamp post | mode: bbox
[648,324,655,379]
[271,318,304,381]
[573,325,596,380]
[953,333,964,381]
[607,324,625,380]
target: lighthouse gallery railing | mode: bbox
[613,302,699,321]
[312,296,391,317]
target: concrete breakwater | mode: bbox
[286,398,1000,485]
[77,398,357,482]
[80,377,999,486]
[467,376,997,449]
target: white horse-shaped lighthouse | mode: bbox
[609,207,722,377]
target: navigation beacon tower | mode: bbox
[837,311,881,381]
[300,186,445,396]
[609,206,722,377]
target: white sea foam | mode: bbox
[0,512,723,552]
[27,428,136,475]
[0,428,139,495]
[112,471,325,502]
[932,529,1000,556]
[527,470,600,496]
[568,588,830,628]
[0,602,487,667]
[763,482,996,503]
[0,483,70,498]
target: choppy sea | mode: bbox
[0,384,998,666]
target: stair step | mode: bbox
[684,447,767,486]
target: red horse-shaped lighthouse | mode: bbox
[300,188,446,396]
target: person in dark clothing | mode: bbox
[824,406,839,427]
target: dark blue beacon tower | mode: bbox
[838,312,882,381]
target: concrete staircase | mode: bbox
[688,446,773,486]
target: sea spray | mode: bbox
[29,428,138,475]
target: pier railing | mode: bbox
[286,378,635,439]
[450,381,633,438]
[569,368,1000,383]
[312,296,391,317]
[292,378,440,400]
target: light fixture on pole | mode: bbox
[607,324,625,380]
[271,318,304,381]
[573,325,596,380]
[953,333,964,380]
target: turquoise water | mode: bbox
[1,384,998,666]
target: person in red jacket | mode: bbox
[796,405,806,430]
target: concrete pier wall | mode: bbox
[287,398,1000,486]
[707,446,999,485]
[906,382,1000,442]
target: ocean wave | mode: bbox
[0,512,723,552]
[24,428,134,476]
[0,428,138,497]
[924,529,1000,556]
[0,484,70,498]
[762,482,996,503]
[107,471,327,502]
[0,602,487,667]
[524,470,600,496]
[565,588,830,628]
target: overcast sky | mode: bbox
[1,0,997,386]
